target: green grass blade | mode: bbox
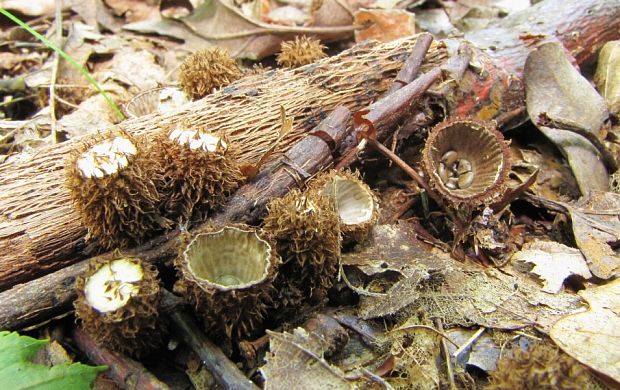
[0,8,126,121]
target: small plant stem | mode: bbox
[49,0,62,143]
[72,327,169,390]
[391,323,459,347]
[365,137,463,229]
[435,319,456,390]
[0,7,125,121]
[452,327,485,359]
[537,114,619,172]
[160,290,259,390]
[388,32,433,95]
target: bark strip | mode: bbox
[2,0,619,290]
[72,327,170,390]
[0,108,351,331]
[0,36,445,291]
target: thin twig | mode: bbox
[490,169,539,213]
[160,290,259,390]
[537,113,619,172]
[49,0,63,144]
[0,128,18,144]
[512,330,543,341]
[365,137,463,229]
[55,95,80,110]
[360,367,395,390]
[452,327,485,359]
[0,95,37,108]
[388,32,434,94]
[435,318,456,390]
[72,327,169,390]
[334,138,366,170]
[390,324,458,347]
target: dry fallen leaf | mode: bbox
[509,143,580,201]
[353,9,416,43]
[99,48,166,92]
[0,0,54,16]
[104,0,160,23]
[66,0,122,33]
[512,240,592,294]
[565,191,620,280]
[260,328,354,389]
[443,0,530,31]
[124,0,354,60]
[525,42,609,195]
[343,223,584,333]
[594,40,620,116]
[58,93,119,139]
[445,328,501,373]
[551,278,620,383]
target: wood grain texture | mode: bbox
[0,37,445,291]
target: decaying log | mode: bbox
[212,105,351,224]
[0,0,619,294]
[0,36,446,291]
[161,291,260,390]
[0,232,178,330]
[0,107,351,330]
[72,327,170,390]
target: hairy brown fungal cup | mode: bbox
[309,170,379,244]
[263,189,341,309]
[174,226,279,341]
[277,36,327,68]
[149,123,244,225]
[179,47,243,100]
[422,119,510,206]
[66,130,169,250]
[74,256,167,357]
[487,343,592,390]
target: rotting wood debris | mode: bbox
[1,0,620,389]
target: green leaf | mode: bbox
[0,331,107,390]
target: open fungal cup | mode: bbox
[67,131,169,250]
[149,124,244,224]
[422,119,510,206]
[174,226,279,340]
[309,170,379,244]
[74,257,166,357]
[124,86,189,119]
[264,189,341,308]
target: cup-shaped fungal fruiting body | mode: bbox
[124,86,189,119]
[74,256,167,357]
[150,123,245,225]
[174,226,279,341]
[179,47,243,100]
[66,130,170,250]
[263,189,341,309]
[308,170,379,244]
[422,119,511,207]
[276,36,327,68]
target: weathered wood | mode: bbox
[0,108,351,330]
[2,0,619,291]
[0,232,178,330]
[0,36,446,291]
[212,105,351,224]
[72,327,170,390]
[161,290,260,390]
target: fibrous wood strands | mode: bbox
[0,36,446,291]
